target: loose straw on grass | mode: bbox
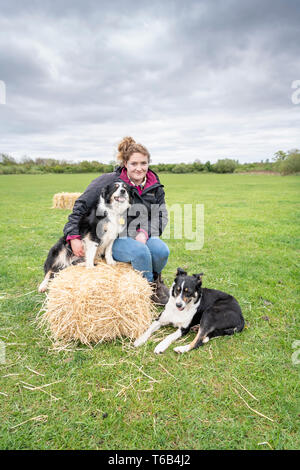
[10,415,48,430]
[232,376,258,401]
[25,366,45,377]
[233,387,274,422]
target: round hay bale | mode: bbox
[52,192,82,210]
[38,261,156,347]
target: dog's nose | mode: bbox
[176,302,183,309]
[120,189,126,194]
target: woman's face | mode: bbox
[125,152,149,185]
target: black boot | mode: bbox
[151,272,170,306]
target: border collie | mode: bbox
[134,268,244,354]
[38,182,132,292]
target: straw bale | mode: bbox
[38,261,156,347]
[52,192,82,210]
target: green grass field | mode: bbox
[0,173,299,450]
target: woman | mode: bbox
[63,137,170,305]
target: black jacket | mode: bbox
[63,166,168,239]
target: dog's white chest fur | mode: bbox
[159,290,201,329]
[133,291,202,353]
[83,201,128,267]
[97,209,124,253]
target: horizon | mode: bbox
[1,152,282,166]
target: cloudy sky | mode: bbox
[0,0,299,164]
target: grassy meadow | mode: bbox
[0,172,299,450]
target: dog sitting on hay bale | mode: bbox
[38,260,156,347]
[52,192,82,210]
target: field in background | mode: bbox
[0,173,299,450]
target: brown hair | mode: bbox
[117,136,150,166]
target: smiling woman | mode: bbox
[118,138,150,186]
[117,136,150,187]
[63,137,170,305]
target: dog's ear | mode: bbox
[193,273,204,285]
[101,184,113,204]
[100,186,107,200]
[176,267,187,277]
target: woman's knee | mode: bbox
[160,242,170,260]
[147,238,170,260]
[113,238,151,264]
[132,242,152,263]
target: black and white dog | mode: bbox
[38,182,132,292]
[134,268,244,354]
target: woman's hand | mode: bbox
[135,232,147,244]
[70,238,85,257]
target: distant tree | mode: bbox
[35,158,49,166]
[204,161,212,172]
[273,150,287,162]
[171,163,190,173]
[44,158,60,167]
[279,149,300,175]
[51,165,64,173]
[0,154,17,165]
[213,159,238,173]
[191,159,204,172]
[21,156,35,168]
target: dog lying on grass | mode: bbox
[134,268,244,354]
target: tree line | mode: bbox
[0,149,299,175]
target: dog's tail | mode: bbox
[232,315,245,334]
[219,315,245,336]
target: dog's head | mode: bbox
[171,267,203,311]
[100,182,133,212]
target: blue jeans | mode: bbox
[112,237,170,282]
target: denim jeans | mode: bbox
[112,237,170,282]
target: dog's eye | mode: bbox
[176,287,181,292]
[184,288,192,296]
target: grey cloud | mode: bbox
[0,0,299,162]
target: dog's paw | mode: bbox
[106,259,116,266]
[38,282,48,293]
[173,345,190,354]
[133,337,144,348]
[154,343,166,354]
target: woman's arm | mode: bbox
[63,174,113,238]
